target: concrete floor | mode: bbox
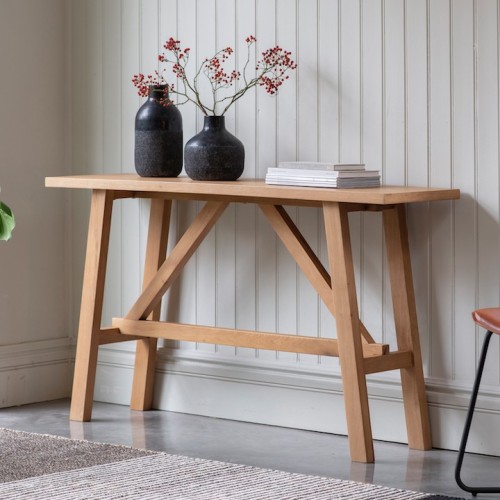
[0,399,498,498]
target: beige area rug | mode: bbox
[0,428,462,499]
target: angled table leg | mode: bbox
[130,199,172,411]
[383,204,432,450]
[323,202,374,463]
[70,190,114,421]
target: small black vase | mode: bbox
[135,85,183,177]
[184,116,244,181]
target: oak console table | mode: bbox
[45,174,459,463]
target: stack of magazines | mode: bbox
[265,162,380,188]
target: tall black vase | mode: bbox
[135,85,183,177]
[184,116,244,181]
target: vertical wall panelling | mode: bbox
[255,0,278,362]
[121,0,140,174]
[360,0,384,360]
[234,0,258,358]
[170,199,198,335]
[235,0,257,181]
[382,0,406,350]
[175,0,198,340]
[451,0,477,384]
[160,0,177,42]
[71,0,500,454]
[177,0,198,145]
[276,0,299,363]
[318,0,339,368]
[296,0,320,365]
[383,0,406,186]
[194,0,217,354]
[158,0,179,331]
[121,1,142,322]
[339,1,363,343]
[137,0,170,350]
[339,0,362,162]
[475,0,500,385]
[428,0,453,380]
[405,0,431,371]
[138,1,160,298]
[215,0,238,357]
[405,0,429,188]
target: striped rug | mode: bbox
[0,429,462,499]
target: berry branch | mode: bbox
[132,36,297,116]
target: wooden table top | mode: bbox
[45,174,460,206]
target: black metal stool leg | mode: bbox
[455,330,500,496]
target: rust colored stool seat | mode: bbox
[455,308,500,497]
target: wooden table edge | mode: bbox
[45,175,460,206]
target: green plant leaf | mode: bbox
[0,202,15,241]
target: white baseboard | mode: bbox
[94,346,500,457]
[0,338,73,408]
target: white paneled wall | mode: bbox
[71,0,500,454]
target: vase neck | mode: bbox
[148,85,169,101]
[203,115,225,130]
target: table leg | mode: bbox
[70,190,114,421]
[130,199,172,411]
[383,205,432,450]
[323,202,374,463]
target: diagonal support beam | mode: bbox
[259,204,385,351]
[126,200,228,321]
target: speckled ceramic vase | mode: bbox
[134,85,183,177]
[184,116,244,181]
